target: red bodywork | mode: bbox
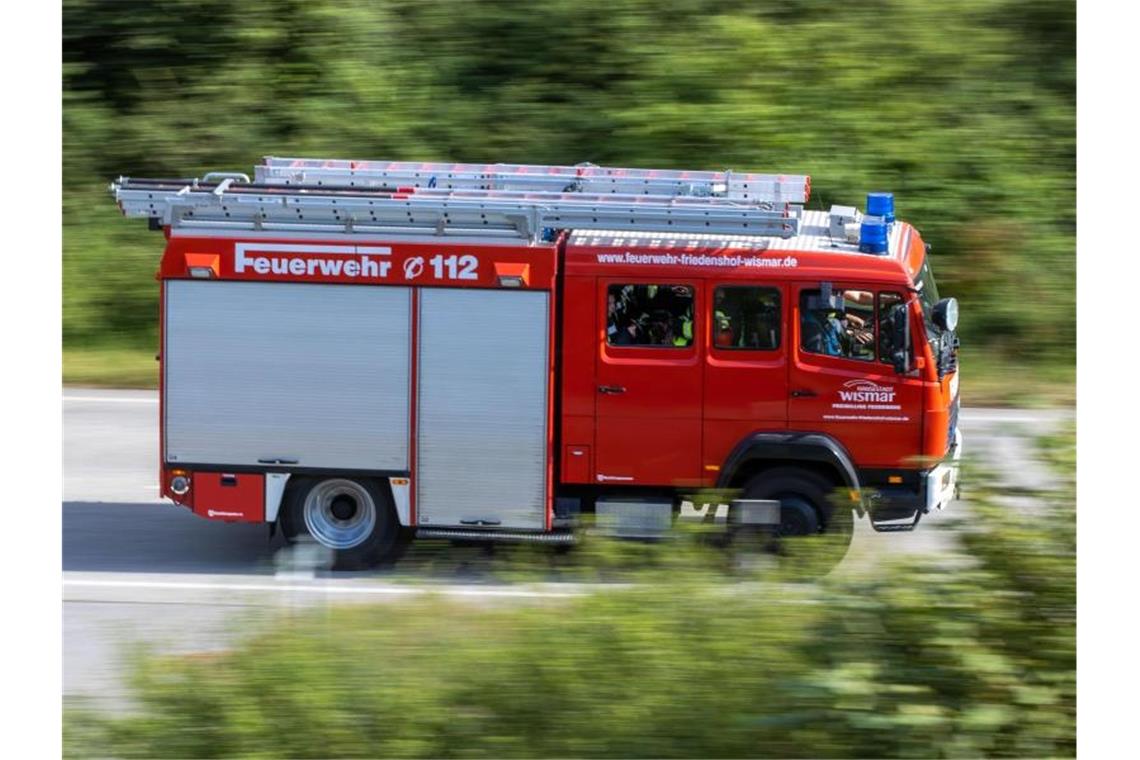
[156,223,955,521]
[558,224,952,488]
[191,472,264,522]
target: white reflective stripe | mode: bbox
[265,473,291,523]
[389,478,411,526]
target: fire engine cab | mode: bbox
[110,158,962,569]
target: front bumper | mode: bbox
[924,427,963,512]
[865,428,963,529]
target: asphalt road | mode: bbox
[62,388,1070,707]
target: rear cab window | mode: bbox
[712,286,781,350]
[607,284,694,348]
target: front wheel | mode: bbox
[734,468,854,577]
[279,477,406,570]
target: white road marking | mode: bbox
[63,577,582,599]
[958,413,1070,424]
[64,395,158,404]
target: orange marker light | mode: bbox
[494,262,530,288]
[185,253,220,279]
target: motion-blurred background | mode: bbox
[63,0,1074,403]
[62,2,1075,757]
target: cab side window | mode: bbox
[607,284,694,347]
[878,292,912,365]
[800,289,875,361]
[712,286,780,350]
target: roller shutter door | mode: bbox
[164,281,411,471]
[416,288,549,530]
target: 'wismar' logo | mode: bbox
[839,379,896,403]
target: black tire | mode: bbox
[735,467,854,576]
[279,476,407,570]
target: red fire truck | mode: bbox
[110,158,961,569]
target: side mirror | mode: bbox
[932,297,959,332]
[889,304,910,374]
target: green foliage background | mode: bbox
[63,0,1075,400]
[64,434,1076,758]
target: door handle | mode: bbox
[598,385,627,395]
[791,389,817,398]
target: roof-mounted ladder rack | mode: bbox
[111,163,810,240]
[257,157,811,206]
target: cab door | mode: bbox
[702,282,789,481]
[788,283,924,468]
[594,280,703,486]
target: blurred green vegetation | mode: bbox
[64,0,1074,402]
[64,434,1075,758]
[63,346,158,388]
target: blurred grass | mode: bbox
[957,347,1075,407]
[63,0,1075,404]
[64,346,157,388]
[64,433,1075,759]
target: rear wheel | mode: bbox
[734,467,854,577]
[280,477,406,570]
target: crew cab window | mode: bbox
[712,286,780,350]
[800,289,875,361]
[607,284,694,347]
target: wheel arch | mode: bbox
[716,432,863,514]
[278,474,399,536]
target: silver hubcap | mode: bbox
[302,479,377,550]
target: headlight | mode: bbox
[933,297,959,332]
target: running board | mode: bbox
[870,510,923,533]
[415,528,576,544]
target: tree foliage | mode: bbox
[64,0,1074,380]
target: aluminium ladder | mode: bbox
[111,160,810,240]
[256,156,811,205]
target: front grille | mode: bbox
[940,333,960,378]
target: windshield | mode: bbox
[914,256,942,340]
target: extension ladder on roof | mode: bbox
[256,157,811,205]
[111,160,811,240]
